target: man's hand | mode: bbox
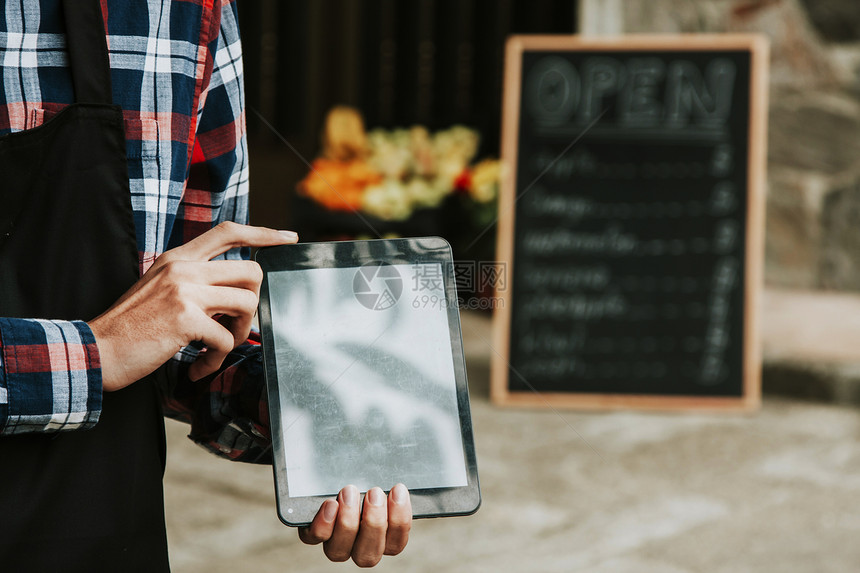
[299,484,412,567]
[89,222,298,391]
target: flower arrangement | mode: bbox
[297,107,502,226]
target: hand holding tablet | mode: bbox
[298,484,412,566]
[256,237,480,527]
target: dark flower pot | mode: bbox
[289,195,447,241]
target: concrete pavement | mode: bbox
[163,309,860,572]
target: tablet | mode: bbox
[256,237,481,526]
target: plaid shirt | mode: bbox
[0,0,270,463]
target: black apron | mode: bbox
[0,0,169,570]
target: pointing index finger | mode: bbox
[177,221,298,261]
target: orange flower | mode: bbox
[296,158,383,211]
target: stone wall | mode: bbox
[583,0,860,290]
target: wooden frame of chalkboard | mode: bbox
[491,35,768,411]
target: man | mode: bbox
[0,0,410,569]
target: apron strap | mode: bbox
[62,0,113,105]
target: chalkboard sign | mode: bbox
[491,35,768,411]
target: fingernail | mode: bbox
[391,483,407,505]
[343,485,358,508]
[368,487,384,507]
[279,230,298,240]
[323,499,338,522]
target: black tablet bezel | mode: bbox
[256,237,481,526]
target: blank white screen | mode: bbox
[269,264,468,497]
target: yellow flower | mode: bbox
[406,178,449,209]
[367,129,412,180]
[362,180,413,221]
[433,126,479,167]
[469,159,504,203]
[409,126,436,177]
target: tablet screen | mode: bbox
[267,262,469,497]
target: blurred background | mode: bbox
[163,1,860,571]
[237,0,577,231]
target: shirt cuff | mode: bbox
[0,318,102,434]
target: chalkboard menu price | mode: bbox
[491,35,768,411]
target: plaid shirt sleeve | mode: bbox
[0,0,272,462]
[157,335,271,465]
[0,318,102,434]
[156,1,272,465]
